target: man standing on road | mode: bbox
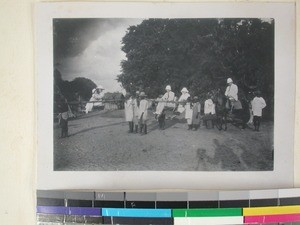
[132,91,140,133]
[124,93,134,133]
[138,92,149,135]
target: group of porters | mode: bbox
[124,78,267,135]
[56,78,267,138]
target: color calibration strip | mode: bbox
[36,189,300,224]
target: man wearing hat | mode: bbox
[138,92,149,135]
[162,85,175,108]
[225,78,238,110]
[124,93,134,133]
[154,85,175,116]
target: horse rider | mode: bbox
[224,78,238,112]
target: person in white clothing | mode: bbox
[204,94,216,129]
[162,85,176,108]
[155,85,176,120]
[138,92,149,135]
[225,78,238,111]
[177,87,190,113]
[251,91,266,131]
[204,98,216,115]
[132,91,140,133]
[124,93,134,133]
[85,86,105,114]
[185,97,193,130]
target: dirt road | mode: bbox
[54,109,273,171]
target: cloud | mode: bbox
[55,19,143,93]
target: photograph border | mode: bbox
[36,2,295,190]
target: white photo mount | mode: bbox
[36,2,295,190]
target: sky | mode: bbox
[54,18,143,93]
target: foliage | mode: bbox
[118,18,274,118]
[54,68,97,102]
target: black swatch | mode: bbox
[37,198,65,206]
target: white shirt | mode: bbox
[185,103,193,119]
[162,91,175,107]
[251,97,266,116]
[124,98,134,121]
[178,92,190,102]
[177,92,190,113]
[225,83,238,101]
[138,99,149,120]
[204,99,216,115]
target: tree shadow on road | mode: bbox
[70,121,125,136]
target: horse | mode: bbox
[212,89,250,130]
[211,89,229,130]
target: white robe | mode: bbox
[155,98,165,115]
[185,103,193,119]
[204,99,216,115]
[138,99,149,122]
[124,98,134,121]
[85,92,104,113]
[225,84,238,101]
[162,91,175,108]
[251,97,266,116]
[177,92,190,113]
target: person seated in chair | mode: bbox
[225,78,238,113]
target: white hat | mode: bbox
[165,85,171,90]
[139,92,147,97]
[97,85,104,90]
[227,78,233,84]
[181,87,189,93]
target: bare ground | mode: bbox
[54,109,273,171]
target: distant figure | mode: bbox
[57,96,69,138]
[132,91,140,133]
[251,91,267,131]
[204,93,216,129]
[177,87,190,114]
[158,110,166,130]
[185,97,193,130]
[225,78,238,111]
[191,96,201,131]
[124,93,134,133]
[85,86,105,114]
[138,92,149,135]
[155,94,166,130]
[204,94,216,115]
[247,91,255,125]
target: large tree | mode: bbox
[118,18,274,117]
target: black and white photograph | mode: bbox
[37,2,295,190]
[53,17,274,171]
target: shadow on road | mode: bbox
[70,121,125,136]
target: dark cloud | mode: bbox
[53,18,143,92]
[53,18,131,62]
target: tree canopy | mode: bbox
[54,68,97,102]
[117,18,274,117]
